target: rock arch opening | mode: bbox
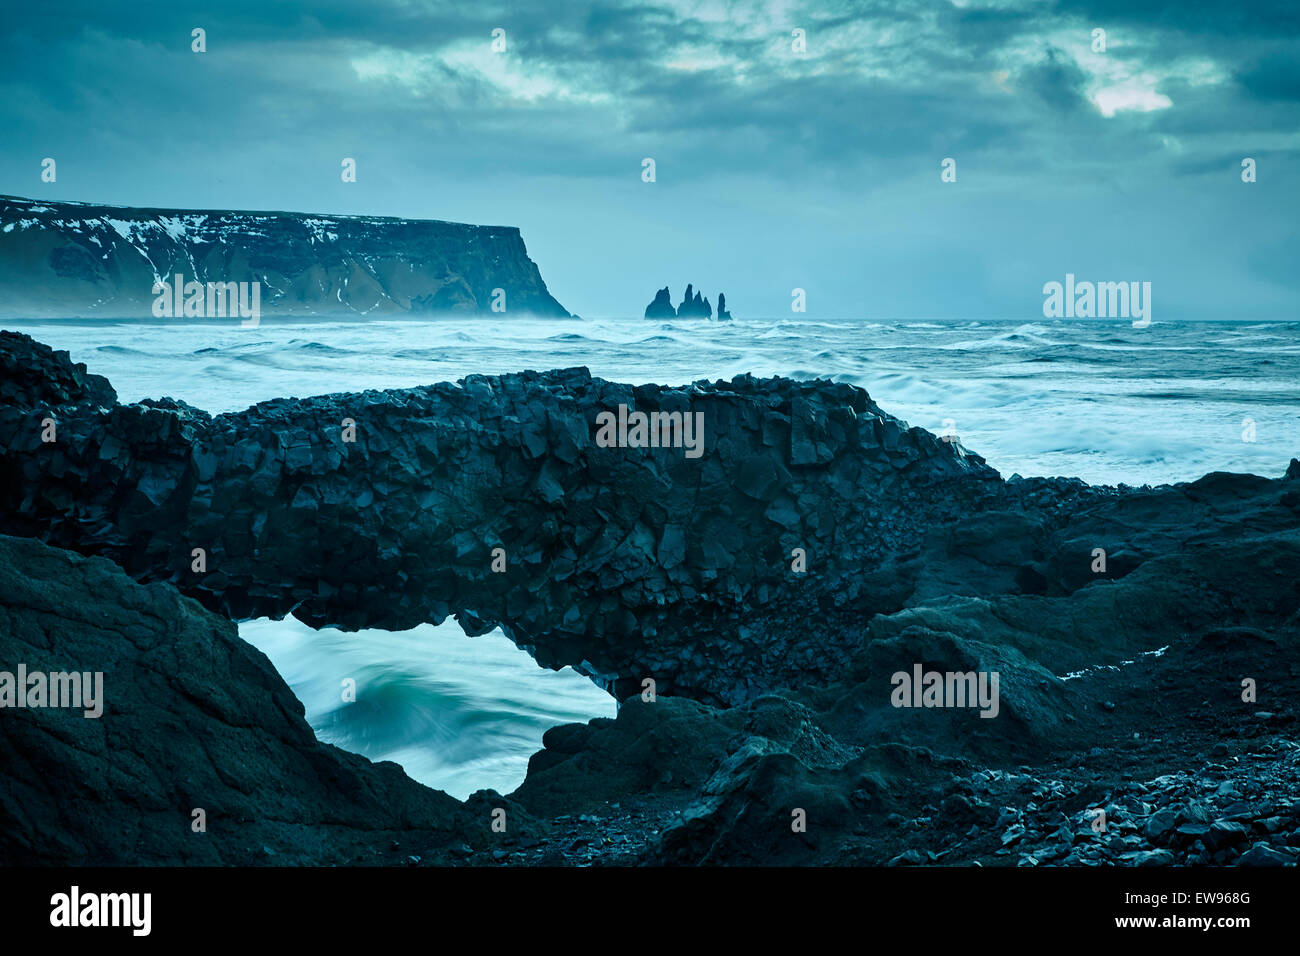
[239,617,615,799]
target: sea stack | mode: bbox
[676,284,713,319]
[644,286,676,318]
[646,283,727,319]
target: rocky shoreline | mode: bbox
[0,330,1296,866]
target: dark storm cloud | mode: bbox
[1053,0,1300,38]
[4,0,1293,173]
[1020,47,1092,114]
[5,0,494,47]
[1237,51,1300,102]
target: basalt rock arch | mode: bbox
[0,331,999,705]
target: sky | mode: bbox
[1,0,1297,319]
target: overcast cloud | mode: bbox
[2,0,1296,318]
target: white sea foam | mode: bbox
[20,315,1300,485]
[240,617,615,799]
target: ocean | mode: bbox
[13,314,1299,797]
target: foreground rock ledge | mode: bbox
[0,532,483,865]
[0,330,1000,704]
[1,331,1298,867]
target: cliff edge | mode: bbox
[0,195,570,319]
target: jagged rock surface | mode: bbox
[1,331,1297,867]
[0,330,998,705]
[677,285,712,318]
[0,532,487,865]
[646,283,725,320]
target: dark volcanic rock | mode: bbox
[644,286,676,319]
[677,283,696,316]
[0,532,484,865]
[650,283,724,319]
[514,696,744,816]
[2,330,1299,868]
[0,194,569,319]
[0,330,997,706]
[675,284,714,318]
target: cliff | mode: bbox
[0,194,570,319]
